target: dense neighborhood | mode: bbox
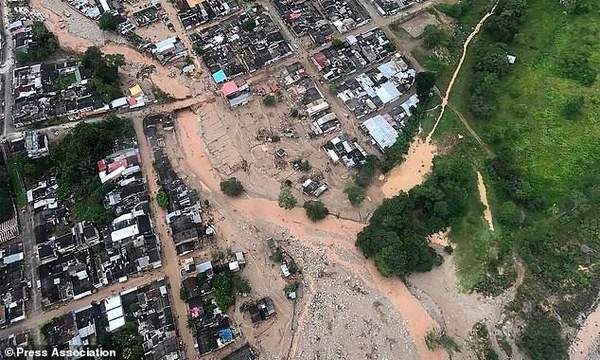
[0,0,598,359]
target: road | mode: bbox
[0,271,166,339]
[427,0,499,141]
[0,0,15,138]
[131,117,198,359]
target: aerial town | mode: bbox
[0,0,599,358]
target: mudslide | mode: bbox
[175,111,448,360]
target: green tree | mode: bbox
[278,185,297,209]
[263,95,277,107]
[561,96,585,119]
[17,22,58,62]
[345,182,365,206]
[220,177,244,197]
[113,322,144,360]
[156,189,169,208]
[303,200,329,221]
[518,315,567,360]
[497,201,520,228]
[422,25,447,49]
[242,17,256,32]
[99,12,124,31]
[559,49,597,86]
[298,159,311,172]
[415,72,436,101]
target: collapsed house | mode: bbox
[7,130,49,159]
[323,135,368,168]
[144,114,216,256]
[281,62,340,136]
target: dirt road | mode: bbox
[0,272,165,340]
[131,116,198,359]
[427,1,499,140]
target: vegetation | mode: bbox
[211,273,251,311]
[443,0,600,353]
[357,149,476,277]
[278,185,297,209]
[112,322,145,360]
[51,115,133,222]
[0,166,13,222]
[298,159,311,172]
[471,322,499,360]
[241,18,256,32]
[425,330,461,354]
[303,200,329,221]
[422,25,449,49]
[344,182,365,206]
[99,12,124,31]
[518,314,567,360]
[220,177,244,197]
[380,103,424,172]
[82,46,125,102]
[52,72,77,91]
[16,22,59,63]
[415,72,436,101]
[156,189,169,209]
[262,94,277,107]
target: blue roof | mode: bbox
[218,328,234,342]
[212,70,227,83]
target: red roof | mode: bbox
[221,81,239,97]
[312,52,328,69]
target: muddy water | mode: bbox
[382,137,437,198]
[477,171,495,231]
[176,110,448,360]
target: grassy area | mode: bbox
[452,0,600,203]
[443,0,600,356]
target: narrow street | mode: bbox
[131,116,198,359]
[0,271,165,339]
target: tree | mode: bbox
[278,185,297,209]
[156,189,169,208]
[415,72,436,101]
[220,177,244,197]
[356,227,400,258]
[211,273,251,311]
[298,159,311,172]
[518,315,567,360]
[263,94,277,107]
[17,22,58,62]
[345,182,365,206]
[422,25,447,49]
[82,47,125,102]
[559,48,597,86]
[99,12,123,31]
[331,38,346,49]
[497,201,520,228]
[303,200,329,221]
[113,322,144,360]
[561,96,584,119]
[242,17,256,32]
[355,155,378,187]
